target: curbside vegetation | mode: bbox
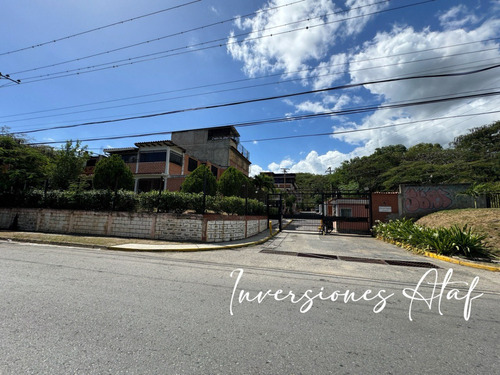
[373,218,499,271]
[0,189,266,216]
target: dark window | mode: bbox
[121,153,137,163]
[340,208,352,217]
[188,157,198,172]
[211,165,218,176]
[170,151,183,166]
[139,151,166,163]
[86,158,97,167]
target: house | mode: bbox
[103,126,251,193]
[262,172,298,191]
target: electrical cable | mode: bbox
[3,36,498,120]
[8,0,432,85]
[25,109,500,146]
[9,0,308,75]
[10,63,500,135]
[0,1,202,56]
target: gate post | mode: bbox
[278,193,283,232]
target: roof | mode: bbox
[134,140,185,151]
[103,147,138,153]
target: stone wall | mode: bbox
[0,208,268,243]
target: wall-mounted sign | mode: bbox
[379,206,392,213]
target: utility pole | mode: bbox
[325,167,333,174]
[0,72,21,84]
[281,168,288,191]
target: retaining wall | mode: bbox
[0,208,268,243]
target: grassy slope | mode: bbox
[416,208,500,258]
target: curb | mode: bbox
[423,251,500,272]
[106,229,282,252]
[375,236,500,272]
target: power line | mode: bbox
[3,37,498,121]
[5,50,499,126]
[0,1,202,57]
[10,63,500,135]
[25,110,500,146]
[9,0,308,76]
[8,0,432,85]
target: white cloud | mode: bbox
[438,5,480,30]
[249,164,263,177]
[227,0,387,77]
[232,4,500,175]
[335,20,500,147]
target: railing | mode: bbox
[237,143,250,160]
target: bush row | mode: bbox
[373,218,488,258]
[0,189,266,216]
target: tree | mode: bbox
[50,140,89,190]
[217,167,249,197]
[0,132,54,192]
[252,173,275,193]
[93,155,134,191]
[181,164,217,195]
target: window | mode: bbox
[170,151,183,166]
[211,165,218,176]
[188,157,198,172]
[340,208,352,217]
[121,153,137,163]
[139,151,166,163]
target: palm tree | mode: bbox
[252,173,275,193]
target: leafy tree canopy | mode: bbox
[50,140,89,190]
[181,164,217,195]
[93,154,134,191]
[0,132,55,192]
[217,166,249,197]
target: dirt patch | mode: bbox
[0,231,184,248]
[416,208,500,257]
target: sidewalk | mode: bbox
[0,229,276,252]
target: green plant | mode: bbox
[373,219,488,258]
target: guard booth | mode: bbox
[267,190,372,235]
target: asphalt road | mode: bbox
[0,233,499,374]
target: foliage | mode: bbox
[181,165,216,195]
[50,140,89,190]
[252,173,275,193]
[217,166,249,197]
[373,218,488,258]
[329,121,500,191]
[0,189,137,211]
[0,133,54,192]
[93,155,134,191]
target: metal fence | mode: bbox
[486,192,500,208]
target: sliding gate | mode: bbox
[267,190,372,235]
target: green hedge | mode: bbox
[0,189,265,215]
[373,218,488,258]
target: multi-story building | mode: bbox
[102,126,251,193]
[262,172,298,192]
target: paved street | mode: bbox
[0,233,499,374]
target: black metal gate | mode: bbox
[267,190,372,235]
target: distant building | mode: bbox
[171,126,250,176]
[262,172,298,192]
[102,126,251,193]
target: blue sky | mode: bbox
[1,0,499,175]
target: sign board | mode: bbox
[378,206,392,213]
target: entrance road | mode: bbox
[0,235,499,374]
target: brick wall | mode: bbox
[0,208,267,243]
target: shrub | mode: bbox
[373,219,488,257]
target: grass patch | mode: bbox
[416,208,500,258]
